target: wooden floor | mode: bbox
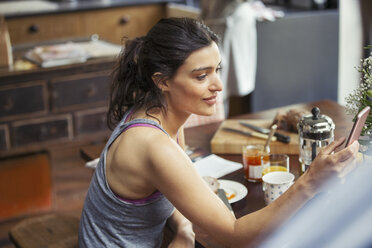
[0,141,96,248]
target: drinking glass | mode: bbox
[262,154,289,176]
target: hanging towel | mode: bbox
[202,1,257,100]
[202,1,284,101]
[221,2,257,99]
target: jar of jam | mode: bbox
[242,144,270,182]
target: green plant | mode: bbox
[345,46,372,141]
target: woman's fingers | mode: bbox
[321,137,346,155]
[331,140,359,179]
[334,140,360,163]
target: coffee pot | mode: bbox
[297,107,335,173]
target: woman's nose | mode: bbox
[210,75,223,92]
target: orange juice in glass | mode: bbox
[242,145,269,182]
[262,154,289,176]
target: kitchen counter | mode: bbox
[1,0,184,18]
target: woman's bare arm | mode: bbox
[144,132,359,247]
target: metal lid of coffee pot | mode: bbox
[297,107,335,140]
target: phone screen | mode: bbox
[345,106,371,147]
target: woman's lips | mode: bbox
[203,95,217,105]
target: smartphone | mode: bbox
[345,106,371,147]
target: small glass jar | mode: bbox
[242,144,270,182]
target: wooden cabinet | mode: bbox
[50,72,110,112]
[83,5,165,44]
[0,124,10,151]
[74,107,108,138]
[6,4,166,45]
[6,13,84,45]
[0,59,114,156]
[12,115,73,147]
[0,81,48,121]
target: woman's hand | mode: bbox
[166,210,195,248]
[303,137,360,194]
[168,228,195,248]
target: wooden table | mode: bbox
[80,99,353,247]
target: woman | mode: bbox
[79,18,359,247]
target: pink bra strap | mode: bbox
[114,190,162,204]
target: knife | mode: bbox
[239,122,291,144]
[217,189,235,217]
[223,127,276,141]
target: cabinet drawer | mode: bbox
[83,4,165,44]
[11,115,72,147]
[51,73,110,112]
[0,124,10,151]
[0,81,47,122]
[74,107,109,136]
[7,13,83,45]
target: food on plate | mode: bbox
[272,108,310,133]
[226,192,236,200]
[202,176,220,194]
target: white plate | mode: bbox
[218,179,248,203]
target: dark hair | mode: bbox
[107,17,219,129]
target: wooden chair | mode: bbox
[9,214,79,248]
[0,151,52,220]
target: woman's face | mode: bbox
[165,41,223,117]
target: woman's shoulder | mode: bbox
[109,121,172,169]
[119,120,170,147]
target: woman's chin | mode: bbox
[199,108,216,116]
[189,104,217,117]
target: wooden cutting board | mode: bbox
[210,119,299,155]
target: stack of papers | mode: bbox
[194,154,243,178]
[25,42,88,68]
[24,40,121,68]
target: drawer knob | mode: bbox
[28,24,39,33]
[119,16,130,25]
[3,97,14,111]
[85,85,97,97]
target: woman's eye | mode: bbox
[196,74,207,81]
[216,66,222,73]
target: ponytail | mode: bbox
[107,37,164,129]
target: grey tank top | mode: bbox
[79,111,175,247]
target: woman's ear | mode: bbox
[152,72,170,92]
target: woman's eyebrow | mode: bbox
[192,66,211,72]
[191,62,222,72]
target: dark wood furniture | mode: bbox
[0,53,114,157]
[80,99,353,247]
